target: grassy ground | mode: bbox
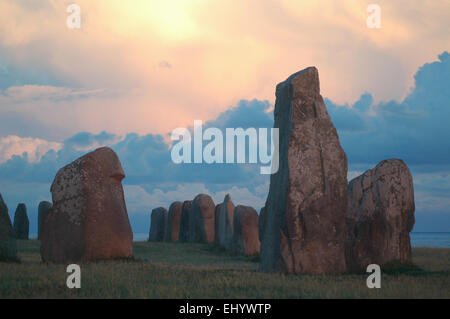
[0,240,449,298]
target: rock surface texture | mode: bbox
[258,207,266,244]
[41,147,133,263]
[164,202,183,242]
[214,204,222,245]
[179,200,192,242]
[232,205,260,256]
[0,194,17,261]
[149,207,168,242]
[38,201,52,240]
[259,67,348,274]
[189,194,215,243]
[13,204,29,240]
[219,194,235,250]
[345,159,415,272]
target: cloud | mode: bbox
[0,85,115,104]
[0,52,449,232]
[0,99,273,185]
[0,135,62,164]
[327,51,450,169]
[0,0,449,138]
[158,61,172,69]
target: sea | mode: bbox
[132,232,450,248]
[28,232,450,248]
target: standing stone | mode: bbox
[232,206,260,256]
[41,147,133,263]
[189,194,215,243]
[219,194,235,250]
[214,204,222,245]
[13,204,29,240]
[38,201,52,240]
[149,207,168,242]
[164,202,183,242]
[0,194,17,262]
[258,207,266,244]
[345,159,415,272]
[178,200,192,242]
[260,67,348,274]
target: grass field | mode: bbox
[0,240,449,298]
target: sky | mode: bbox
[0,0,449,234]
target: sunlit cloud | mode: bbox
[0,0,448,137]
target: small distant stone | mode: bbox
[164,202,183,242]
[219,194,235,250]
[232,205,260,256]
[13,204,29,240]
[149,207,168,242]
[189,194,215,244]
[178,200,192,243]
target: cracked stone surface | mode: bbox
[345,159,415,272]
[41,147,133,263]
[259,67,348,274]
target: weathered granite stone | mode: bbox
[345,159,415,272]
[149,207,168,242]
[179,200,192,242]
[219,194,235,250]
[164,202,183,242]
[214,203,223,245]
[259,67,348,274]
[41,147,133,263]
[232,205,260,256]
[38,201,52,240]
[258,207,266,244]
[189,194,215,243]
[0,194,17,261]
[13,204,29,240]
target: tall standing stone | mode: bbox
[41,147,133,263]
[38,201,52,240]
[258,207,266,244]
[149,207,168,242]
[214,204,222,245]
[189,194,215,244]
[0,194,17,262]
[219,194,235,250]
[13,204,29,240]
[260,67,348,274]
[345,159,415,272]
[164,202,183,242]
[232,205,260,256]
[179,200,192,242]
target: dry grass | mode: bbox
[0,240,448,299]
